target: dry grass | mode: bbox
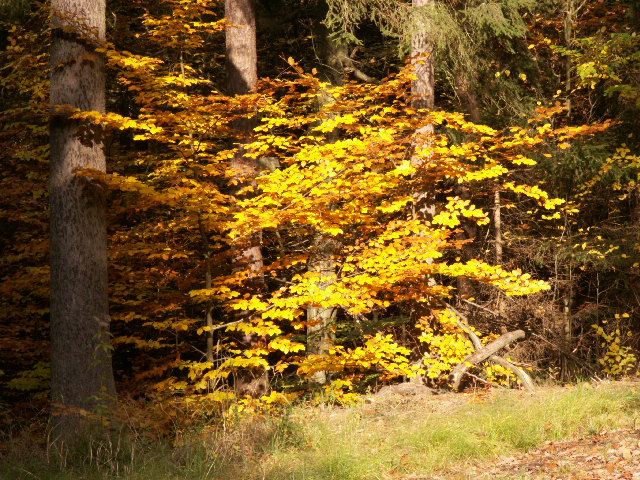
[1,380,639,480]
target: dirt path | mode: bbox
[474,427,640,480]
[395,428,640,480]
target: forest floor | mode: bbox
[371,381,640,480]
[2,380,640,480]
[420,426,640,480]
[468,427,640,480]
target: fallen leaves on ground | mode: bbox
[466,427,640,480]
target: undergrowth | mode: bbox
[1,381,639,480]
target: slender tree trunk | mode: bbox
[561,264,573,380]
[455,185,477,300]
[305,15,343,384]
[564,0,574,119]
[49,0,115,441]
[410,0,436,220]
[306,235,337,385]
[452,71,480,302]
[493,189,505,316]
[225,0,268,396]
[563,0,587,119]
[198,214,216,390]
[408,0,437,383]
[411,0,435,113]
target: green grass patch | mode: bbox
[2,381,639,480]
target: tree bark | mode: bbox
[453,73,480,301]
[406,0,438,385]
[410,0,436,220]
[306,234,337,385]
[411,0,435,113]
[198,214,216,390]
[225,0,268,396]
[49,0,116,441]
[305,13,343,385]
[226,0,257,97]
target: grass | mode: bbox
[2,380,639,480]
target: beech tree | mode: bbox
[225,0,269,396]
[49,0,115,438]
[2,0,634,421]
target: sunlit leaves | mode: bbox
[60,1,587,397]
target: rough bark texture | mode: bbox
[405,0,438,385]
[226,0,257,97]
[403,0,439,386]
[411,0,435,112]
[49,0,116,440]
[453,71,481,124]
[410,0,436,220]
[225,0,268,397]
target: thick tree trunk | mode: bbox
[49,0,116,441]
[226,0,257,96]
[225,0,268,396]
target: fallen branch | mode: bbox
[450,329,525,390]
[440,301,536,393]
[459,298,596,373]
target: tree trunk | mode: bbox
[407,0,437,384]
[49,0,116,441]
[306,235,337,385]
[305,14,343,385]
[453,72,479,302]
[411,0,435,113]
[564,0,573,119]
[225,0,268,396]
[493,189,505,316]
[455,185,477,300]
[198,214,216,390]
[410,0,436,221]
[226,0,257,97]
